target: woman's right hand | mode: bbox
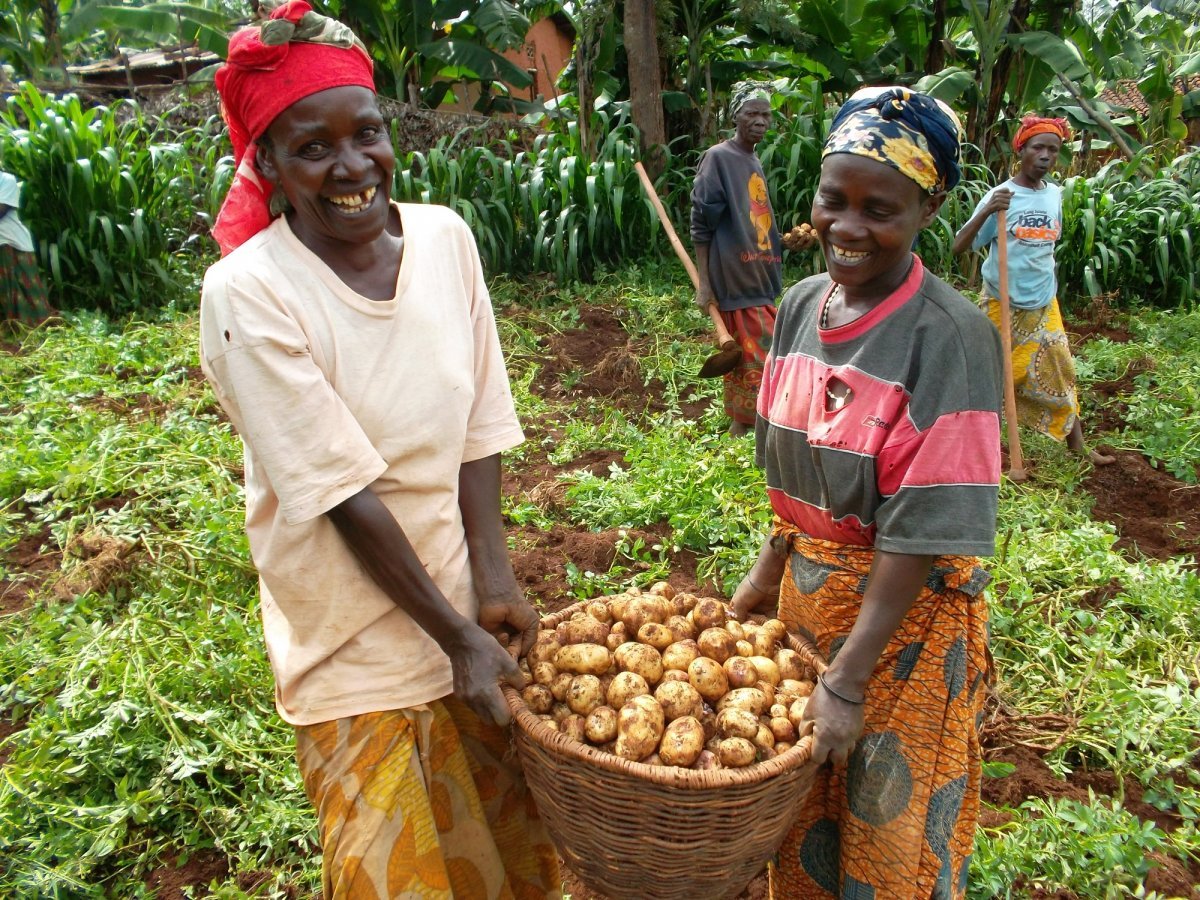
[446,621,526,727]
[694,283,715,312]
[800,674,866,767]
[984,188,1014,216]
[730,573,780,621]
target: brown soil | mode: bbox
[1083,450,1200,561]
[141,850,229,899]
[1,527,60,615]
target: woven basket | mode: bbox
[503,600,825,900]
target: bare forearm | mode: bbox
[458,454,515,601]
[694,242,713,299]
[821,551,933,697]
[327,488,473,649]
[952,209,991,256]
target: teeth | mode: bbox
[328,186,377,212]
[831,245,869,263]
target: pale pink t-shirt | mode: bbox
[199,203,524,725]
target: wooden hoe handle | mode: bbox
[996,209,1027,482]
[634,161,735,348]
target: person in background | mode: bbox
[0,170,55,326]
[199,3,559,896]
[952,114,1114,466]
[691,80,783,436]
[732,87,1003,898]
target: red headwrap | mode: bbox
[1011,115,1071,151]
[212,0,375,255]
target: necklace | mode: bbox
[826,383,849,411]
[820,284,840,329]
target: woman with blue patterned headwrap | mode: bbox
[731,87,1003,898]
[690,80,783,435]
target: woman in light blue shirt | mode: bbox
[952,116,1113,466]
[0,171,54,325]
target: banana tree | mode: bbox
[320,0,533,107]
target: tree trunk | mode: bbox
[624,0,667,176]
[980,0,1032,164]
[924,0,947,75]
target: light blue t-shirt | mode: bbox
[971,178,1061,310]
[0,172,35,254]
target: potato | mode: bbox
[567,674,605,716]
[692,598,727,631]
[615,695,665,761]
[716,707,760,741]
[692,749,721,771]
[754,681,777,708]
[723,656,759,689]
[539,717,560,732]
[718,736,758,768]
[671,592,699,616]
[552,702,572,724]
[776,678,811,703]
[759,745,778,761]
[770,716,797,744]
[698,628,738,664]
[585,706,619,744]
[649,581,676,600]
[586,600,613,624]
[560,714,587,742]
[788,697,809,729]
[775,741,793,754]
[700,709,718,741]
[527,632,562,668]
[725,619,746,642]
[658,715,705,767]
[661,669,690,684]
[718,687,769,717]
[749,656,781,687]
[606,625,626,652]
[549,672,574,702]
[753,724,776,753]
[614,642,664,685]
[770,703,789,719]
[555,643,612,676]
[735,639,755,658]
[607,671,650,709]
[608,592,633,624]
[531,661,557,686]
[620,596,669,634]
[775,649,807,682]
[687,657,730,703]
[662,639,701,672]
[522,684,554,715]
[665,615,696,643]
[705,735,723,755]
[762,618,788,644]
[558,615,610,646]
[655,681,704,721]
[751,628,777,658]
[637,622,676,650]
[642,753,663,766]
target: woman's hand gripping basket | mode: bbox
[502,583,823,900]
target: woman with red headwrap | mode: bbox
[953,115,1114,466]
[198,4,560,896]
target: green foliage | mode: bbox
[0,85,226,315]
[972,794,1168,898]
[1059,151,1200,309]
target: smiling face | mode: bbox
[1016,132,1062,187]
[811,153,945,304]
[256,85,394,256]
[733,99,772,150]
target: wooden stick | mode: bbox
[634,161,735,348]
[996,209,1027,482]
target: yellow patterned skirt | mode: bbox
[295,696,560,899]
[981,296,1079,442]
[769,525,992,899]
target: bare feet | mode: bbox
[1088,448,1116,466]
[1068,420,1115,465]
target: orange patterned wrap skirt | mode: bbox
[295,696,560,899]
[721,303,777,426]
[770,525,992,899]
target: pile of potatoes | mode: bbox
[781,222,817,252]
[517,582,815,771]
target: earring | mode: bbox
[269,188,292,216]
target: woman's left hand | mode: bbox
[800,674,866,767]
[477,590,540,659]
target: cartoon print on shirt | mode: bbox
[748,172,773,251]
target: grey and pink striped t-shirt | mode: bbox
[755,257,1003,557]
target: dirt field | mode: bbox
[2,300,1198,898]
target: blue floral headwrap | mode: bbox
[823,87,963,195]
